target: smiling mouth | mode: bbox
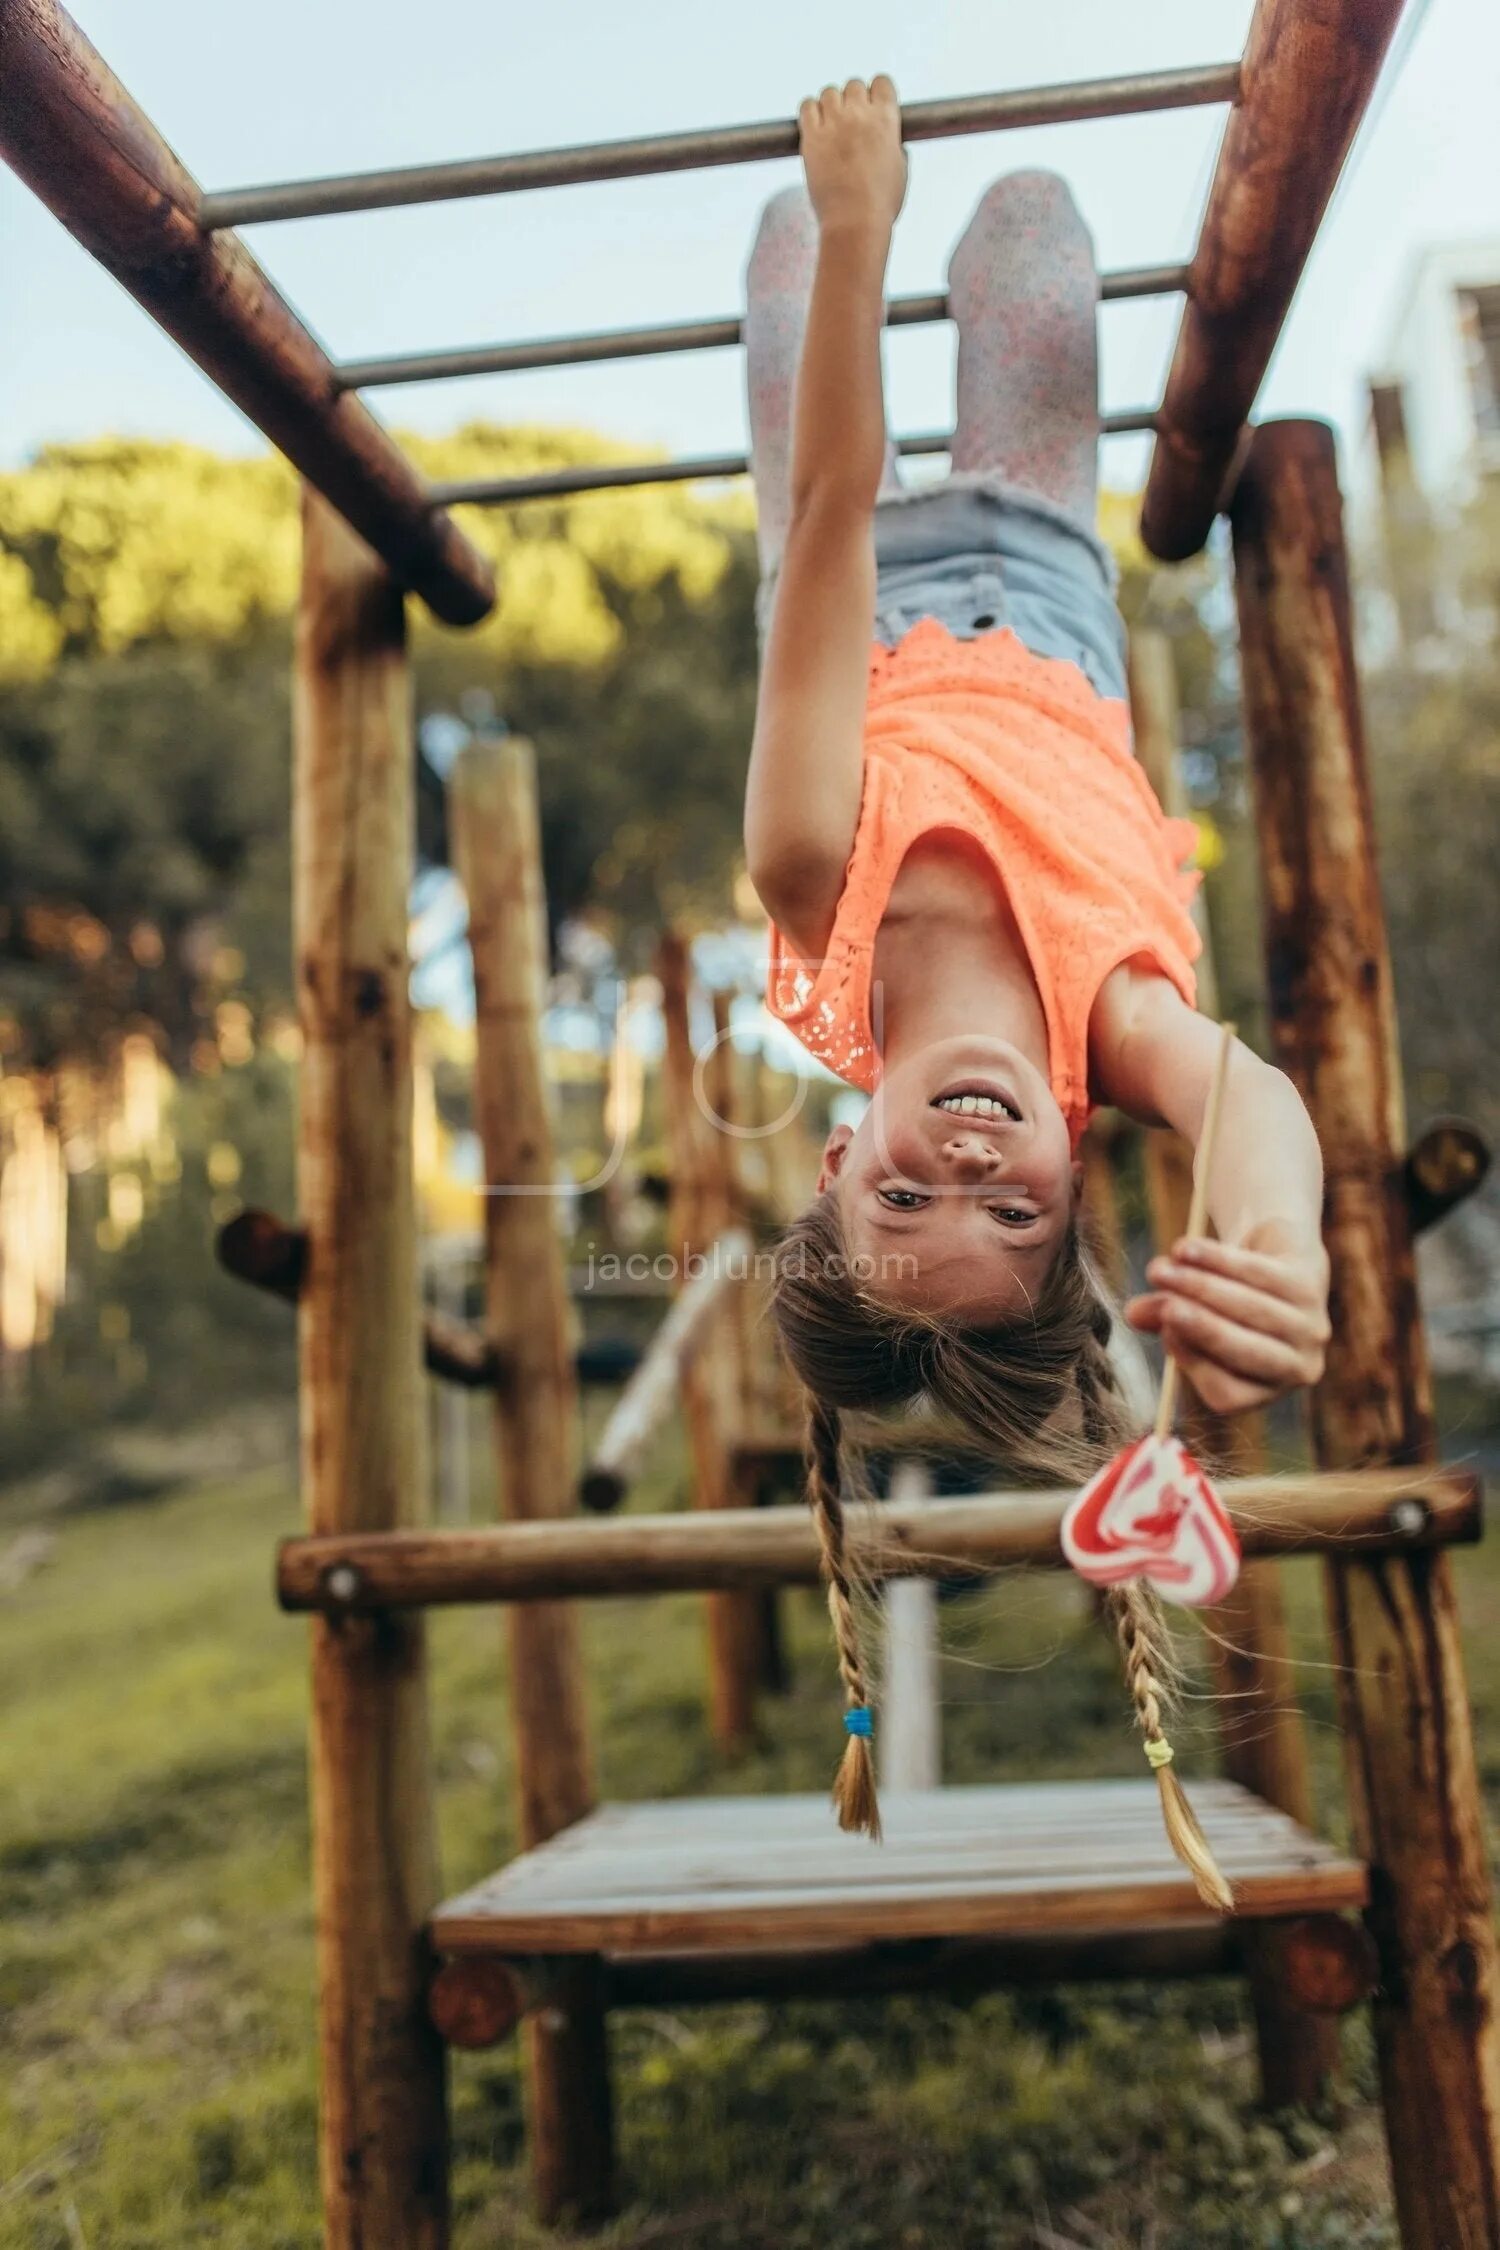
[930,1083,1022,1125]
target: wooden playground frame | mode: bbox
[5,0,1500,2243]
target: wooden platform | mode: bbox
[432,1781,1367,1956]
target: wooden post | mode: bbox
[707,991,787,1691]
[449,738,612,2224]
[657,934,759,1749]
[1231,419,1500,2248]
[1130,624,1336,2108]
[294,491,448,2250]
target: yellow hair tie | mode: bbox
[1144,1737,1175,1771]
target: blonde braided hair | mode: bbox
[806,1396,880,1838]
[777,1194,1235,1907]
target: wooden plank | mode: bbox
[604,1923,1243,2005]
[1231,418,1500,2250]
[0,0,494,626]
[429,1783,1366,1955]
[429,1917,1377,2035]
[448,738,611,2223]
[436,1870,1366,1956]
[278,1465,1481,1610]
[1141,0,1408,561]
[294,494,448,2250]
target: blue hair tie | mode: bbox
[843,1706,874,1739]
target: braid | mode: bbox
[804,1395,881,1840]
[1110,1577,1232,1911]
[1085,1306,1234,1913]
[1075,1300,1119,1448]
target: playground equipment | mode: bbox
[5,0,1500,2243]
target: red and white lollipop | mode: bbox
[1062,1021,1242,1613]
[1061,1430,1240,1607]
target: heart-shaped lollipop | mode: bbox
[1061,1431,1240,1607]
[1063,1020,1244,1613]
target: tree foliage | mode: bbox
[0,428,757,1064]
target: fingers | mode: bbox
[805,75,898,118]
[1144,1254,1330,1348]
[1126,1296,1279,1414]
[1161,1337,1275,1418]
[1169,1234,1327,1310]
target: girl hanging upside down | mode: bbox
[741,77,1333,1829]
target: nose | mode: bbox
[940,1132,1005,1182]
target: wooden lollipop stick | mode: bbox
[1153,1020,1236,1442]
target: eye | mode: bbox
[989,1206,1035,1228]
[877,1185,930,1210]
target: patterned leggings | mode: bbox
[744,169,1101,577]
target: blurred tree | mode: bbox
[1365,647,1500,1146]
[0,429,755,1067]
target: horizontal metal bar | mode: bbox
[338,263,1190,393]
[201,65,1241,229]
[428,413,1160,509]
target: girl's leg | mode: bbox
[945,170,1100,527]
[745,185,899,579]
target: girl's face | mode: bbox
[820,1035,1080,1321]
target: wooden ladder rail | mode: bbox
[1128,625,1335,2109]
[449,737,613,2224]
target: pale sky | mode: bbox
[2,0,1495,491]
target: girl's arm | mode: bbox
[743,79,906,957]
[1097,978,1332,1416]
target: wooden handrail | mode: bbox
[580,1229,754,1511]
[278,1466,1481,1612]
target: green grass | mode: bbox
[3,1424,1498,2250]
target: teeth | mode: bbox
[934,1093,1015,1120]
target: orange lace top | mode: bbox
[766,620,1202,1146]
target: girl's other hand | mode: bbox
[1124,1221,1332,1418]
[799,76,907,239]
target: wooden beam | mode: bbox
[1231,419,1500,2250]
[1141,0,1408,561]
[426,1911,1376,2046]
[1404,1118,1491,1235]
[277,1465,1480,1612]
[217,1208,500,1388]
[293,493,448,2249]
[580,1228,752,1512]
[0,0,494,627]
[449,737,612,2223]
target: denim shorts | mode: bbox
[871,476,1128,702]
[756,474,1128,705]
